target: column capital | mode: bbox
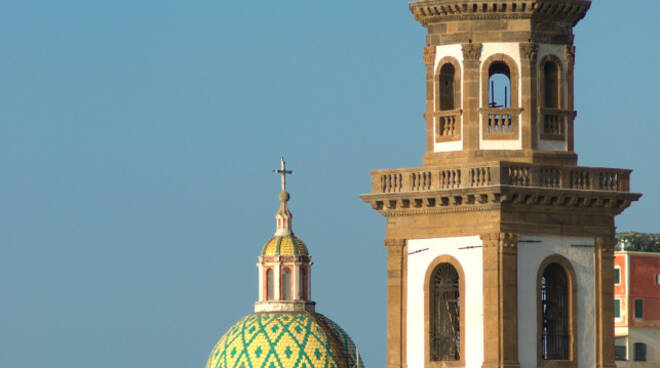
[519,42,538,62]
[564,45,576,68]
[462,42,483,61]
[423,45,436,66]
[384,238,407,248]
[481,232,519,248]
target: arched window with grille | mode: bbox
[281,268,291,300]
[537,256,576,365]
[266,268,274,300]
[430,263,460,361]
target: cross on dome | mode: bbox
[273,157,293,236]
[273,157,292,193]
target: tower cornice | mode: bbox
[410,0,591,28]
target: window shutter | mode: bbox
[614,300,621,318]
[634,343,646,361]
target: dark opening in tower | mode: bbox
[488,62,511,108]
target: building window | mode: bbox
[282,268,291,300]
[481,54,519,140]
[266,269,274,300]
[539,56,565,139]
[543,60,560,108]
[301,267,309,300]
[634,343,646,361]
[615,345,627,361]
[430,263,460,361]
[614,299,621,318]
[439,63,455,111]
[434,58,461,142]
[634,299,643,318]
[656,273,660,285]
[614,267,620,285]
[488,62,511,108]
[541,263,570,360]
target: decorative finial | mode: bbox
[272,157,293,236]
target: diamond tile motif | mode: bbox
[206,312,363,368]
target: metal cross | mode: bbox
[273,157,292,192]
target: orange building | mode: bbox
[614,233,660,366]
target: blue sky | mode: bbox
[1,1,658,367]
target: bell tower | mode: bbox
[414,0,587,167]
[361,2,641,368]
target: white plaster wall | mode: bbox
[517,235,596,368]
[478,42,522,150]
[536,43,569,152]
[433,44,464,153]
[407,236,484,368]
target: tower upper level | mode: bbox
[411,0,591,166]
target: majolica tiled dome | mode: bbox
[261,235,309,257]
[206,312,363,368]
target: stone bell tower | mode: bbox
[361,1,641,368]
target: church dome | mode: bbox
[261,235,309,257]
[206,312,363,368]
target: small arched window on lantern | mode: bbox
[282,268,292,300]
[301,266,309,300]
[266,268,274,300]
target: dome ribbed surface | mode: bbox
[261,236,309,257]
[206,312,363,368]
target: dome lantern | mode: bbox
[255,158,315,313]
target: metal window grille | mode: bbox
[541,263,570,360]
[430,263,460,361]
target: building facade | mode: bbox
[613,233,660,367]
[361,1,641,368]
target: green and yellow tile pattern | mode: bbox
[206,312,363,368]
[261,236,309,257]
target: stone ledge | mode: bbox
[361,185,641,217]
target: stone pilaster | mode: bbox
[461,43,482,154]
[424,46,437,155]
[564,45,576,152]
[481,232,520,368]
[595,235,617,368]
[519,42,538,151]
[385,238,407,368]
